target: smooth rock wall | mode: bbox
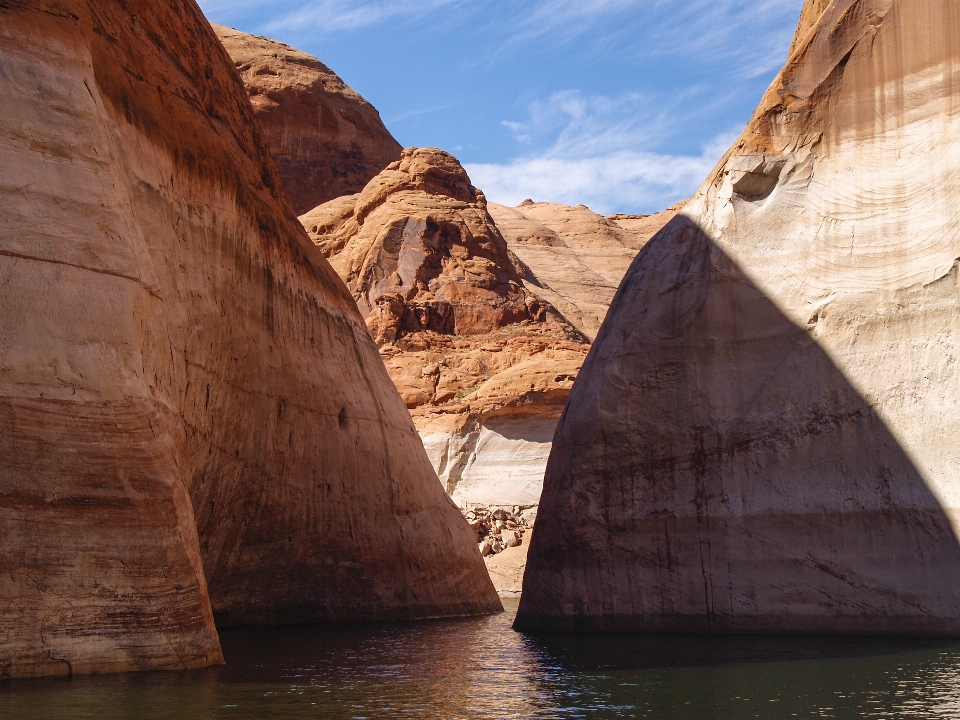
[0,0,498,679]
[518,0,960,635]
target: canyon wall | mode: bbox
[0,0,497,679]
[517,0,960,634]
[214,25,402,215]
[301,149,589,512]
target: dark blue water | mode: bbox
[4,599,960,719]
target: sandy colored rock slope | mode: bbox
[214,25,401,215]
[484,528,534,597]
[490,201,684,341]
[0,0,497,679]
[518,0,960,634]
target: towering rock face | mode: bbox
[303,178,681,514]
[303,167,680,595]
[0,0,497,679]
[302,149,590,511]
[214,25,402,215]
[518,0,960,634]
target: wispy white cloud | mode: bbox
[499,89,680,156]
[198,0,463,34]
[505,0,643,40]
[466,89,738,214]
[642,0,803,78]
[466,138,733,215]
[488,0,803,79]
[385,102,460,125]
[263,0,461,33]
[199,0,802,79]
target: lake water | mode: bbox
[4,599,960,719]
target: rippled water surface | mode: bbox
[5,599,960,719]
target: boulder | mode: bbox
[213,25,402,214]
[0,0,498,679]
[517,0,960,635]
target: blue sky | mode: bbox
[197,0,806,214]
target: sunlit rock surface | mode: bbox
[214,25,402,214]
[301,150,590,510]
[518,0,960,634]
[0,0,498,679]
[301,151,681,595]
[490,201,684,341]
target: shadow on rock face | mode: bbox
[516,216,960,636]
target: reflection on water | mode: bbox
[4,599,960,719]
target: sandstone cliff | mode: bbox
[303,176,679,518]
[490,201,684,341]
[0,0,498,679]
[518,0,960,634]
[214,25,402,215]
[301,149,591,512]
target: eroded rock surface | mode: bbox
[301,150,592,510]
[518,0,960,634]
[214,25,402,214]
[301,148,550,341]
[0,0,498,679]
[302,167,682,517]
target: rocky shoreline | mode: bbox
[462,505,536,557]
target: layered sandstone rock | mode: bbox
[302,171,681,514]
[518,0,960,634]
[300,154,681,595]
[0,0,497,679]
[214,25,401,215]
[301,150,592,509]
[490,201,683,341]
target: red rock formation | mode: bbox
[302,156,682,594]
[301,151,591,508]
[214,25,402,215]
[518,0,960,635]
[0,0,498,679]
[301,148,551,344]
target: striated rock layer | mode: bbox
[518,0,960,634]
[490,200,684,342]
[214,25,402,215]
[0,0,498,679]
